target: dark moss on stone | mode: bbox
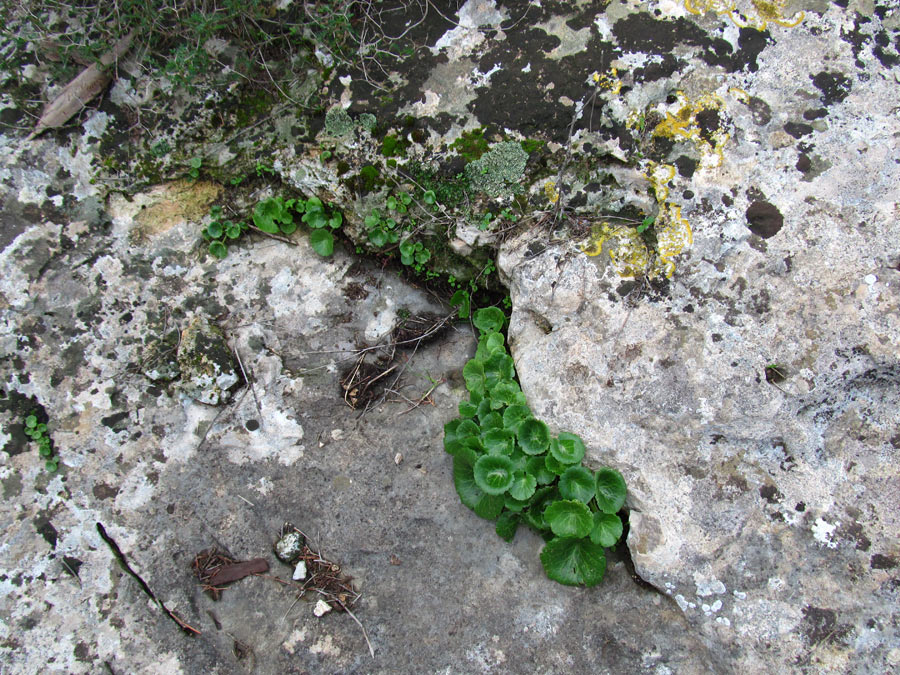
[675,155,698,178]
[784,122,813,138]
[796,154,811,173]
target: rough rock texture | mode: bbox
[2,0,899,673]
[496,2,900,672]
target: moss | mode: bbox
[381,134,409,158]
[450,127,489,161]
[465,141,529,198]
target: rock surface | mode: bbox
[1,0,899,673]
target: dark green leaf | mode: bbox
[453,456,503,519]
[209,241,228,258]
[543,500,593,538]
[544,453,567,476]
[522,486,559,531]
[450,290,470,319]
[39,444,53,457]
[458,401,477,418]
[206,222,223,238]
[279,221,298,235]
[590,512,623,547]
[474,455,515,495]
[502,405,531,431]
[517,419,550,455]
[309,229,334,256]
[368,228,388,247]
[559,466,595,503]
[550,432,586,465]
[329,213,343,229]
[526,456,556,485]
[504,493,529,513]
[540,537,607,586]
[483,428,514,455]
[496,512,519,542]
[25,415,37,428]
[423,189,436,204]
[489,381,521,408]
[463,360,486,396]
[595,467,627,514]
[225,222,242,239]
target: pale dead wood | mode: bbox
[29,32,134,140]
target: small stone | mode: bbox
[274,531,304,563]
[313,599,332,617]
[292,560,307,581]
[394,452,402,465]
[864,274,876,285]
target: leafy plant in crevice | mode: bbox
[24,412,59,472]
[204,195,343,259]
[444,308,627,587]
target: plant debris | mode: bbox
[391,313,451,346]
[340,355,397,409]
[192,549,269,600]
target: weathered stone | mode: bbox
[176,317,240,405]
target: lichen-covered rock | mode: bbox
[176,317,240,405]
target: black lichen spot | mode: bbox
[802,606,853,646]
[811,71,852,106]
[803,108,828,121]
[612,14,769,73]
[759,484,782,504]
[245,419,260,432]
[871,554,897,570]
[745,201,783,238]
[34,516,58,549]
[746,96,772,125]
[784,122,813,139]
[674,155,698,178]
[721,194,733,207]
[101,411,130,432]
[796,153,811,173]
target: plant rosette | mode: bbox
[444,307,628,586]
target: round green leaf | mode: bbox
[46,460,59,473]
[423,189,436,204]
[463,360,486,395]
[453,456,504,519]
[595,467,627,514]
[540,537,607,587]
[458,401,477,418]
[309,229,334,257]
[209,241,228,259]
[368,228,388,247]
[502,405,531,431]
[495,511,519,542]
[25,415,37,428]
[489,381,521,409]
[252,200,280,233]
[590,512,623,547]
[544,453,567,476]
[483,428,514,455]
[206,222,223,238]
[517,419,550,455]
[483,352,514,388]
[364,213,380,228]
[329,213,343,229]
[550,432,586,465]
[508,471,537,501]
[39,444,53,457]
[473,307,505,333]
[526,456,556,485]
[480,412,503,430]
[559,466,596,503]
[504,493,529,513]
[225,222,242,239]
[473,455,515,495]
[279,220,298,235]
[543,499,593,538]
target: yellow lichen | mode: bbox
[581,222,652,278]
[591,67,622,95]
[682,0,803,30]
[652,92,730,168]
[544,180,560,204]
[654,202,693,278]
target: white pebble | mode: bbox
[292,560,307,581]
[313,599,332,617]
[864,274,876,285]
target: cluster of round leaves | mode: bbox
[204,196,343,259]
[24,413,59,472]
[444,308,627,587]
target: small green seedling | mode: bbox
[188,156,202,179]
[399,238,432,267]
[636,216,655,233]
[444,308,627,586]
[204,205,245,259]
[25,412,59,472]
[364,210,400,248]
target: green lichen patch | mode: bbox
[464,141,529,198]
